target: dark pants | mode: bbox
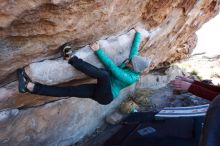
[200,95,220,146]
[32,56,113,105]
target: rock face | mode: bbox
[0,0,219,145]
[25,30,140,85]
[0,0,219,84]
[0,87,135,146]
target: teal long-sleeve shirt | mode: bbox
[95,32,141,98]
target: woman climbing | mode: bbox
[17,27,151,105]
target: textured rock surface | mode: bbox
[0,86,134,146]
[25,29,145,85]
[0,0,219,84]
[0,29,148,110]
[0,0,219,145]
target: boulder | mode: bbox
[0,86,135,146]
[0,0,219,145]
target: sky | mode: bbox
[192,13,220,56]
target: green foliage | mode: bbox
[190,70,198,76]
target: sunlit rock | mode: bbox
[0,0,219,145]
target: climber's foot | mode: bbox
[59,43,73,60]
[17,68,31,93]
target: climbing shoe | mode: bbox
[59,42,73,60]
[17,68,30,93]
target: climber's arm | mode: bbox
[95,48,137,84]
[129,31,142,59]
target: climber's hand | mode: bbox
[90,42,99,51]
[134,26,142,32]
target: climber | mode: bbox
[17,27,151,105]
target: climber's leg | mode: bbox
[18,56,113,105]
[68,56,113,104]
[68,56,106,79]
[32,81,113,105]
[31,70,113,105]
[32,83,96,98]
[17,67,96,98]
[93,69,113,105]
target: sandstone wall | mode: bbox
[0,0,219,145]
